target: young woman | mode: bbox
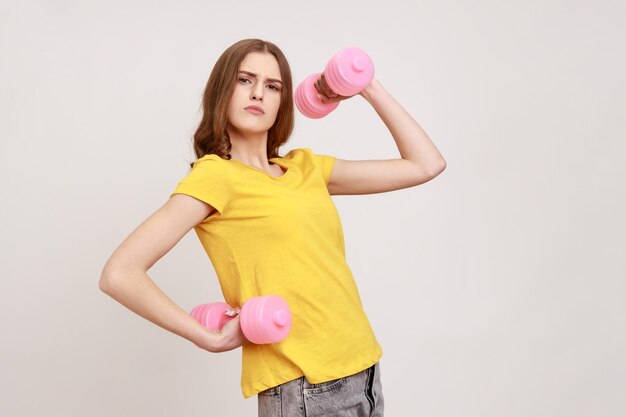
[99,38,446,417]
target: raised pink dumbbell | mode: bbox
[190,295,292,344]
[295,47,375,119]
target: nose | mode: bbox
[251,82,263,101]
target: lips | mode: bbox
[245,106,265,115]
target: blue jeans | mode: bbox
[257,362,384,417]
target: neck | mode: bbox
[228,129,272,168]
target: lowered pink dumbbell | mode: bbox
[295,47,375,119]
[190,295,292,344]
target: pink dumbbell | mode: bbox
[295,47,375,119]
[190,295,292,344]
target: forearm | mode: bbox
[99,269,216,351]
[359,79,446,173]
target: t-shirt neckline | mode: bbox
[229,157,290,180]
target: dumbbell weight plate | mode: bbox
[190,301,233,331]
[294,73,340,119]
[240,295,292,344]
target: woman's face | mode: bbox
[226,52,283,138]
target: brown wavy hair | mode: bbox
[190,39,294,167]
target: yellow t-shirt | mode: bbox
[170,147,382,398]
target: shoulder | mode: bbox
[281,147,335,164]
[279,148,336,185]
[280,148,331,163]
[280,148,313,159]
[192,153,226,167]
[280,147,330,167]
[178,153,232,185]
[188,154,232,176]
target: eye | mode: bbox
[238,77,251,84]
[268,84,281,91]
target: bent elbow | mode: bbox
[99,261,122,295]
[410,161,446,186]
[99,270,115,295]
[426,160,447,179]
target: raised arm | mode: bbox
[99,193,245,352]
[316,77,447,195]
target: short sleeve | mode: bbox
[310,150,336,185]
[169,155,230,213]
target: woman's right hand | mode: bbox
[200,314,249,353]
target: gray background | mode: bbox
[1,0,624,416]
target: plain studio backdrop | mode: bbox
[1,0,624,416]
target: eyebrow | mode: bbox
[238,70,283,85]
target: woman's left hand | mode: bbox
[314,74,354,104]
